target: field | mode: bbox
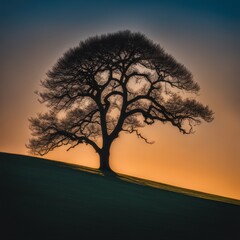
[1,152,239,240]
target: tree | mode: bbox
[27,30,213,173]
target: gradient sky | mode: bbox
[1,0,240,199]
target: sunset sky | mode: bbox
[1,0,240,199]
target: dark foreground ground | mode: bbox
[0,152,239,240]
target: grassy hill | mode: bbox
[1,152,239,240]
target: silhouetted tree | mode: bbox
[27,31,213,172]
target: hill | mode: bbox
[1,152,239,240]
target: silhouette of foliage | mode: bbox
[27,30,213,172]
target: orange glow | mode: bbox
[2,99,239,200]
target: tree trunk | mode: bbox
[99,147,111,172]
[99,139,117,176]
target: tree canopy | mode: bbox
[27,30,213,172]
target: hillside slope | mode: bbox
[1,152,239,240]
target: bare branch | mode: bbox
[122,128,154,144]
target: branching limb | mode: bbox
[122,128,154,144]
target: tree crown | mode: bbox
[28,30,213,158]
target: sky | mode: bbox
[1,0,240,199]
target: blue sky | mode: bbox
[2,0,239,109]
